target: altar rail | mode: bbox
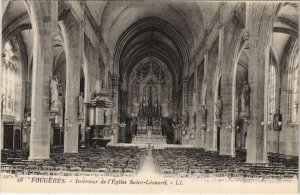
[131,135,167,144]
[111,143,194,149]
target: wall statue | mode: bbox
[200,106,207,129]
[50,76,59,110]
[80,121,85,142]
[215,96,222,120]
[240,81,250,118]
[78,92,84,119]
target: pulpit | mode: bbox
[86,89,113,147]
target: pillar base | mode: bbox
[64,152,78,154]
[219,152,235,157]
[205,148,218,152]
[245,160,268,164]
[28,156,50,160]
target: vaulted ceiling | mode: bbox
[272,3,299,67]
[87,1,220,56]
[2,0,66,75]
[87,1,220,84]
[3,1,298,86]
[2,0,220,83]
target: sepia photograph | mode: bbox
[0,0,299,194]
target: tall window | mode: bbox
[1,42,16,115]
[268,64,277,123]
[290,53,299,123]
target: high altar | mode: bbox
[131,86,167,144]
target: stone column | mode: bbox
[219,79,235,156]
[111,75,119,144]
[63,13,82,153]
[0,54,3,150]
[181,78,189,144]
[204,56,216,151]
[205,6,225,152]
[200,40,209,149]
[29,2,53,160]
[217,2,225,68]
[246,2,275,164]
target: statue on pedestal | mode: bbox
[215,96,222,127]
[78,92,84,119]
[215,96,222,120]
[240,81,250,119]
[50,76,59,111]
[200,106,207,130]
[80,122,86,143]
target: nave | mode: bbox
[1,1,299,192]
[1,145,298,181]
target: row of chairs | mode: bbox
[1,146,146,177]
[152,148,298,181]
[1,149,29,163]
[267,152,298,167]
[1,163,137,177]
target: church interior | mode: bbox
[1,1,299,182]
